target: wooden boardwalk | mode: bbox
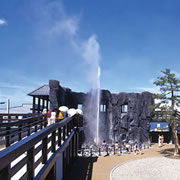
[0,114,83,179]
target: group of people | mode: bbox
[42,106,83,125]
[101,141,143,156]
[125,142,142,155]
[158,134,164,147]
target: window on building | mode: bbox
[121,104,128,113]
[100,104,106,112]
[78,104,83,110]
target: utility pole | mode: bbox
[7,99,10,114]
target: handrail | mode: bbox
[0,114,82,179]
[0,114,47,147]
[35,129,76,180]
[0,113,34,121]
[0,116,73,170]
[0,114,42,127]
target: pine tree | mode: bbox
[152,68,180,155]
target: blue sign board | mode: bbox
[150,122,169,132]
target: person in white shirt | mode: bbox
[158,135,162,147]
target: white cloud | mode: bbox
[0,18,7,26]
[50,17,79,37]
[37,1,79,39]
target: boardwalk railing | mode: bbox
[0,113,34,122]
[0,114,82,180]
[0,114,47,147]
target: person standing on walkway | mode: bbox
[134,142,140,155]
[161,135,164,146]
[138,142,142,155]
[158,135,162,147]
[102,140,109,156]
[125,143,130,153]
[114,142,119,155]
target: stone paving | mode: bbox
[65,144,180,180]
[110,157,180,180]
[91,144,179,180]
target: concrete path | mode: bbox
[91,144,180,180]
[67,144,180,180]
[110,157,180,180]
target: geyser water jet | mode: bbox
[96,66,101,145]
[82,35,101,145]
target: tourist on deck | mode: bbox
[42,108,47,115]
[47,109,51,125]
[58,106,69,121]
[67,108,77,117]
[76,109,83,115]
[58,111,64,121]
[47,109,51,118]
[49,112,56,124]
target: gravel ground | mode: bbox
[111,157,180,180]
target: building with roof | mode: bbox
[149,122,171,143]
[28,85,50,114]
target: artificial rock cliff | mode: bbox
[49,80,154,144]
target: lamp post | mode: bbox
[0,99,10,114]
[7,99,10,114]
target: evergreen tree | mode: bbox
[152,68,180,155]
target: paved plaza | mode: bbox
[111,157,180,180]
[66,144,180,180]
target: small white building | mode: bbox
[0,104,32,114]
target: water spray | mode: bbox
[96,66,101,145]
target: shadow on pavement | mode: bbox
[159,147,180,159]
[64,157,98,180]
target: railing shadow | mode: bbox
[64,157,98,180]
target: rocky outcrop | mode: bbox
[101,91,154,143]
[49,80,154,143]
[49,80,62,115]
[49,80,86,113]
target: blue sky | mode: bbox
[1,0,180,107]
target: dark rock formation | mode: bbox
[49,80,154,144]
[100,91,154,143]
[49,80,61,115]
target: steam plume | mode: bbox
[37,0,101,143]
